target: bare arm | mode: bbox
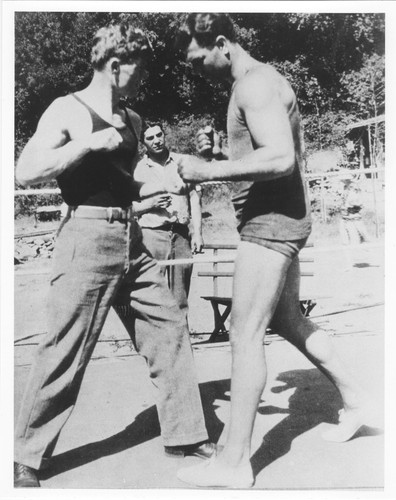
[189,188,203,253]
[178,70,296,183]
[132,193,172,215]
[16,97,123,187]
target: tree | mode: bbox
[340,53,385,120]
[14,11,385,164]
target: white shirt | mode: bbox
[134,152,201,228]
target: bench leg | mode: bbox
[300,299,317,317]
[209,302,232,342]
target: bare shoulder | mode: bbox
[36,94,92,137]
[44,94,88,119]
[235,64,294,111]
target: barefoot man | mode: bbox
[175,13,373,488]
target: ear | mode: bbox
[215,35,229,54]
[110,58,120,73]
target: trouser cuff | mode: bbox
[162,430,209,447]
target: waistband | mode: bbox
[152,222,188,232]
[68,205,134,223]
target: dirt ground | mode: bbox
[11,209,388,493]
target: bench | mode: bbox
[34,205,62,223]
[197,242,319,342]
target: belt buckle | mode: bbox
[107,207,122,223]
[107,207,131,223]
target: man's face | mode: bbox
[117,58,148,98]
[185,38,227,81]
[143,126,166,155]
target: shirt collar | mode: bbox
[146,149,174,167]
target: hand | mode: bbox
[196,126,222,158]
[177,155,212,183]
[191,234,204,254]
[149,194,172,210]
[88,127,123,152]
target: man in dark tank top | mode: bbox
[175,13,374,488]
[14,22,214,488]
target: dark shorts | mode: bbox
[240,233,308,259]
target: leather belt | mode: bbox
[69,205,133,223]
[156,222,187,232]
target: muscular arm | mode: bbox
[16,97,123,187]
[178,69,296,183]
[189,188,203,252]
[16,99,87,186]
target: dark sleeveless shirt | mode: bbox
[227,68,312,241]
[57,94,139,207]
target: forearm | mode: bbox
[132,199,153,216]
[207,148,294,182]
[191,210,202,237]
[16,139,91,187]
[190,192,202,237]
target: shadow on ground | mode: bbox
[251,368,340,477]
[251,368,382,478]
[39,378,230,481]
[39,405,162,480]
[353,263,380,268]
[39,368,382,483]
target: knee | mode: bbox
[273,315,318,347]
[229,323,267,351]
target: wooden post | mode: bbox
[213,248,218,296]
[367,125,380,238]
[320,177,326,223]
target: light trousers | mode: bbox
[15,216,208,470]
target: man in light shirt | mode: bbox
[133,122,203,321]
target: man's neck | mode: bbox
[78,72,124,122]
[148,148,169,165]
[229,44,260,83]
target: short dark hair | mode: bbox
[175,13,237,51]
[91,23,152,70]
[141,120,164,141]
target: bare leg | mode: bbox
[177,245,376,487]
[271,257,375,441]
[220,243,290,466]
[177,242,291,487]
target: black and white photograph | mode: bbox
[1,1,395,497]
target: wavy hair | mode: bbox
[175,13,237,51]
[91,23,152,70]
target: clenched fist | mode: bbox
[177,155,212,183]
[196,126,222,158]
[88,127,123,152]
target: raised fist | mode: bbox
[88,127,123,152]
[177,155,211,183]
[196,126,222,158]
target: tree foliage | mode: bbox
[15,11,385,165]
